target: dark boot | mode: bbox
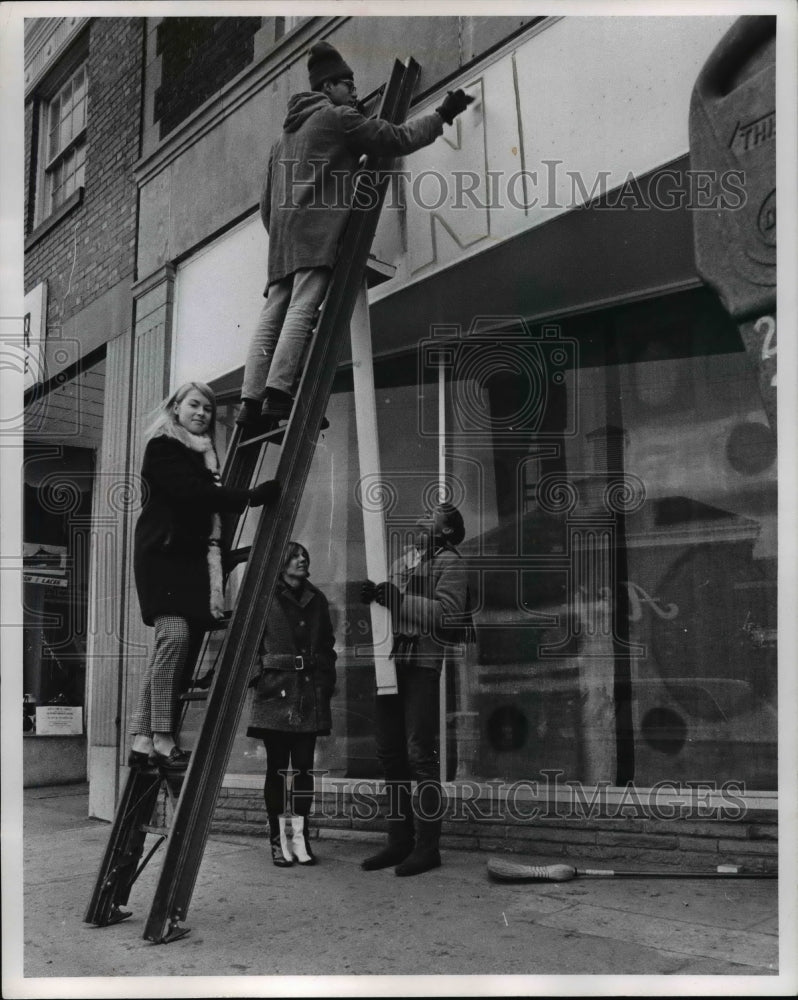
[394,816,442,877]
[261,389,330,431]
[268,812,293,868]
[260,388,294,420]
[236,398,265,428]
[361,781,414,871]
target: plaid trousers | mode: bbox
[129,615,194,736]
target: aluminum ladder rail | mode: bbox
[141,57,421,944]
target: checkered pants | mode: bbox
[129,615,194,736]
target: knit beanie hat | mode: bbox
[308,41,354,90]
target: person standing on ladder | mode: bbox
[246,542,337,867]
[129,382,280,772]
[360,502,474,876]
[236,40,474,428]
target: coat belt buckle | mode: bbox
[294,655,305,671]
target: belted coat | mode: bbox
[248,579,337,736]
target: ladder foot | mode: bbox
[149,919,191,944]
[89,905,132,928]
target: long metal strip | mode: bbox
[143,58,421,943]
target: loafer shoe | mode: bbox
[127,749,157,768]
[154,747,191,772]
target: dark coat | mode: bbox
[390,543,469,674]
[133,434,250,627]
[248,580,337,736]
[261,91,443,286]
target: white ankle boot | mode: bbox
[289,816,315,865]
[277,815,294,865]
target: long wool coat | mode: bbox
[261,91,443,287]
[248,580,337,736]
[133,434,250,627]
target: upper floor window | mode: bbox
[41,60,87,214]
[153,18,261,139]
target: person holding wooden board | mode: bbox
[360,502,474,876]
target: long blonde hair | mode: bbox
[144,381,218,444]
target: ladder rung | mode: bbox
[236,425,286,450]
[226,546,251,569]
[179,690,209,702]
[141,824,170,836]
[208,616,231,632]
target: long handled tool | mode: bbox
[487,857,777,882]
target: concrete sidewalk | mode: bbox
[10,784,789,994]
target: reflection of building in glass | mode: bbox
[23,14,778,867]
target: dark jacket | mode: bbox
[248,580,337,736]
[133,434,250,627]
[390,543,469,674]
[261,91,443,286]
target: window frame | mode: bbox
[32,38,89,228]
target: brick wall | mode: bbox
[211,785,777,873]
[153,17,261,139]
[24,18,144,336]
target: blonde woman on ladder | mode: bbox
[129,381,279,772]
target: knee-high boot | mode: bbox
[268,812,293,867]
[394,816,441,876]
[395,780,443,876]
[361,780,415,871]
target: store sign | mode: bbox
[23,282,48,391]
[22,542,67,587]
[371,15,736,298]
[23,572,68,588]
[36,705,83,736]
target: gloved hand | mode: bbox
[360,579,377,604]
[375,581,402,616]
[435,89,475,125]
[248,479,280,507]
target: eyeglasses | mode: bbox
[333,78,356,91]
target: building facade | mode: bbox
[40,14,777,866]
[22,17,144,804]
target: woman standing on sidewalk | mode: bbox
[129,381,279,772]
[247,542,337,867]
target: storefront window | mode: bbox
[23,445,95,738]
[444,288,776,792]
[201,286,775,797]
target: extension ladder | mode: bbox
[84,57,421,943]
